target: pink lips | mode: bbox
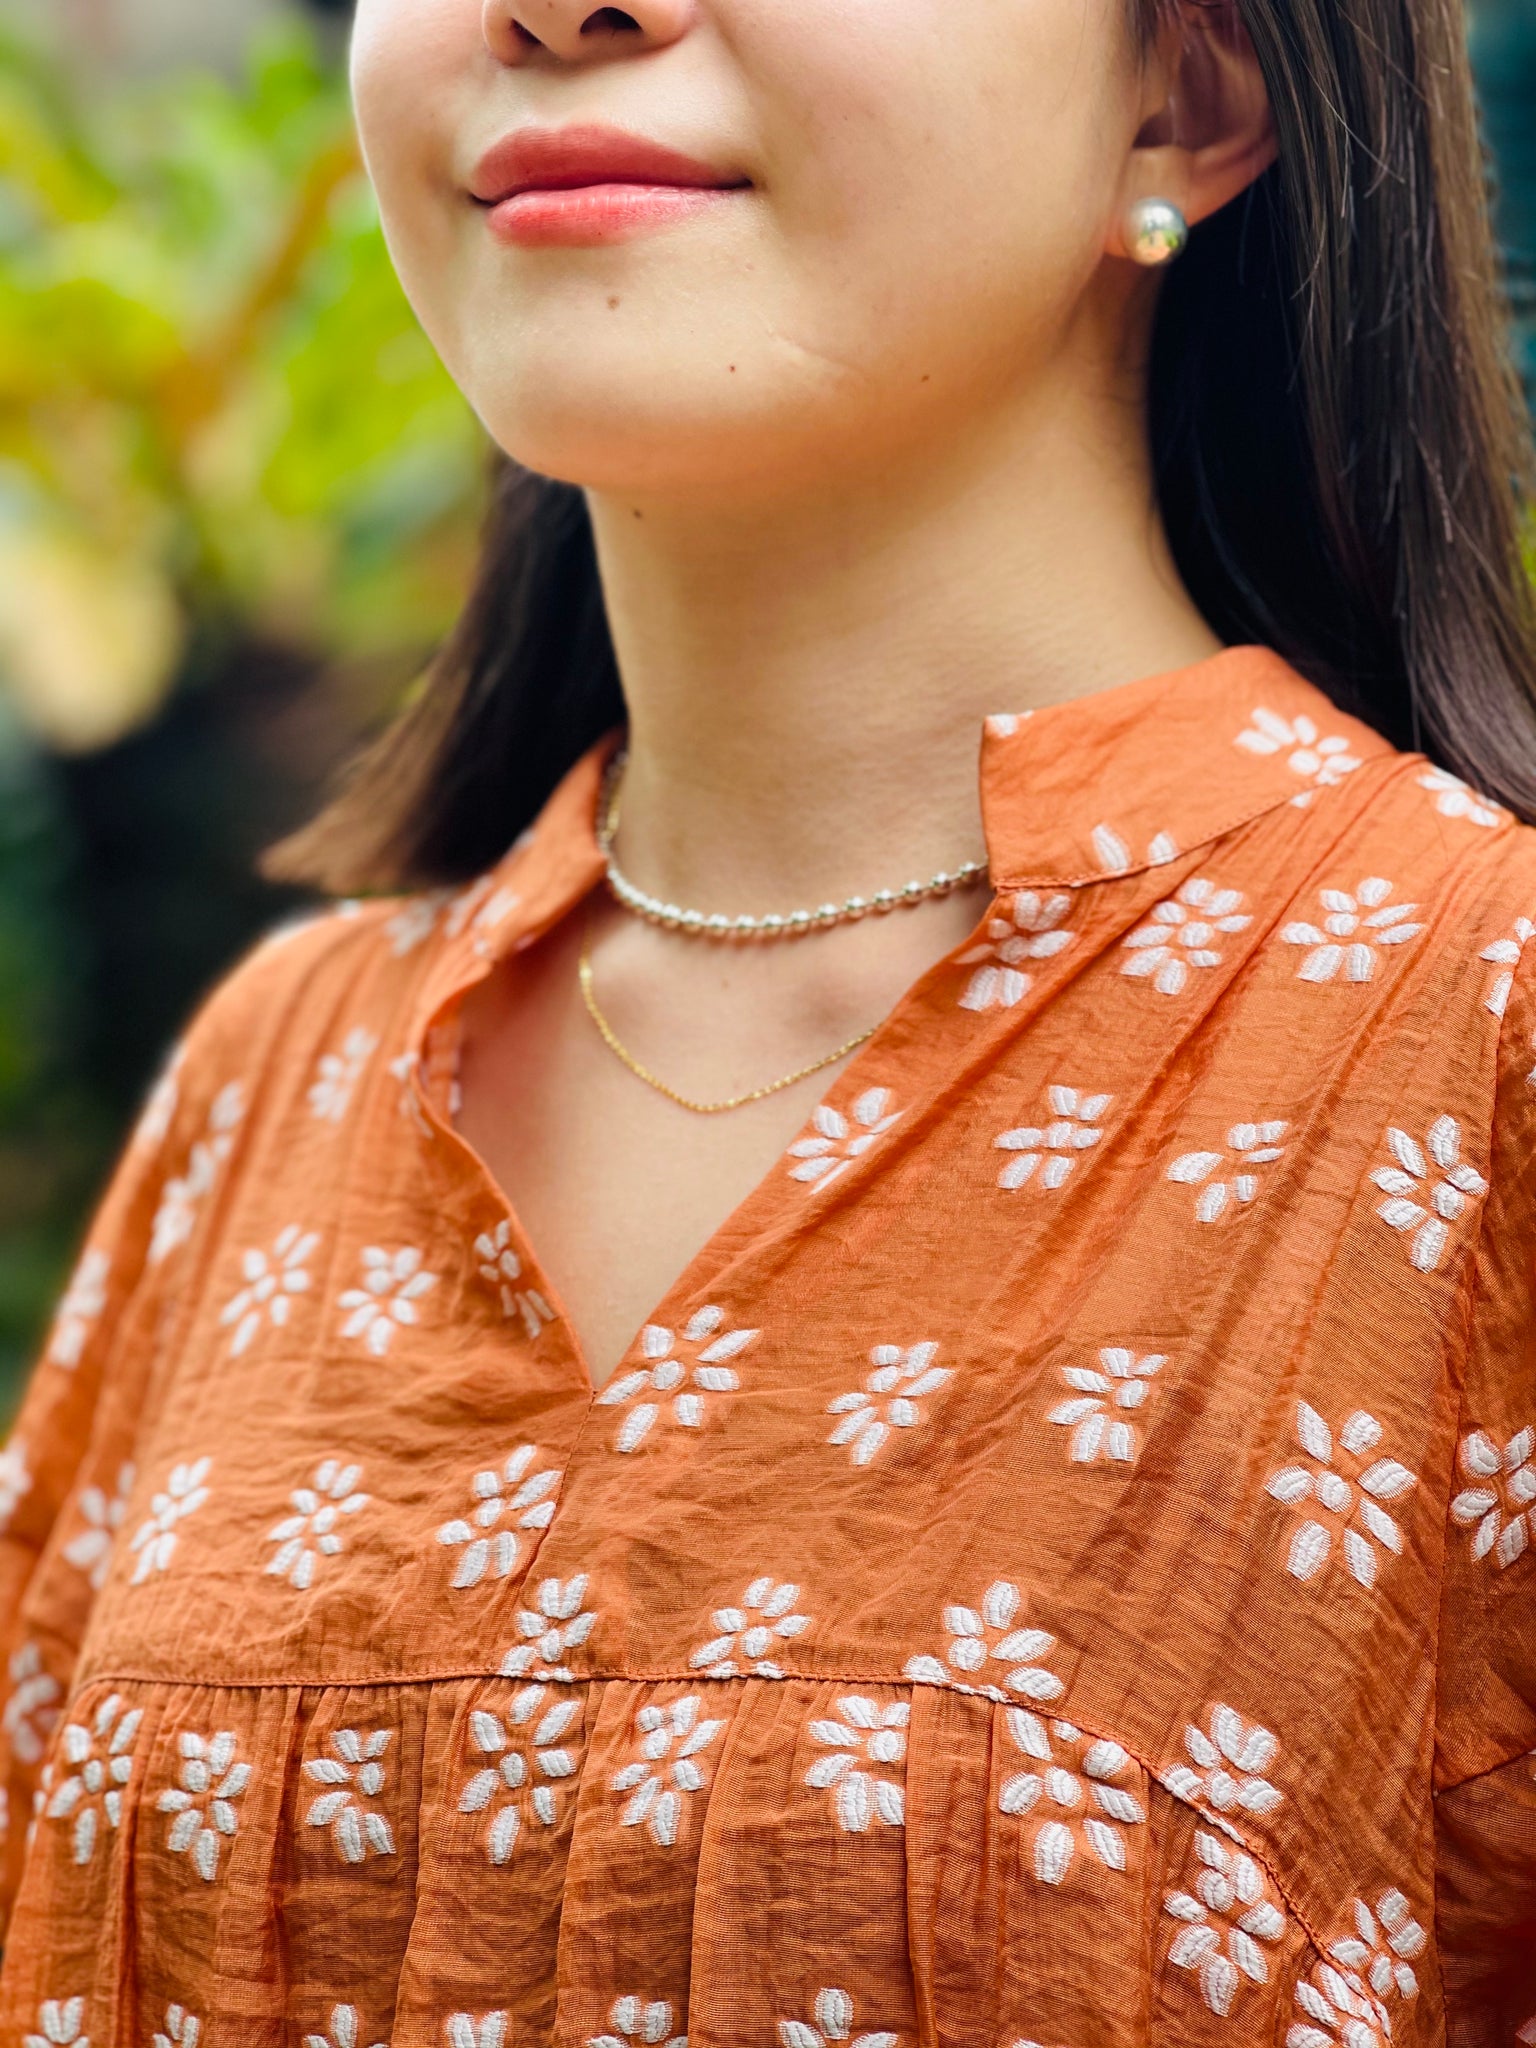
[470,123,749,247]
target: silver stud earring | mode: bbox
[1124,197,1189,266]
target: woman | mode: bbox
[2,0,1534,2040]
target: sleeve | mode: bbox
[1433,929,1536,2048]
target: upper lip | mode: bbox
[470,124,747,204]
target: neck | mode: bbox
[585,346,1223,917]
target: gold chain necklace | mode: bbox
[578,926,876,1115]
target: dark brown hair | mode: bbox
[268,0,1536,895]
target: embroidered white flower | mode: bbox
[1265,1403,1417,1590]
[1164,1831,1286,2017]
[957,892,1076,1011]
[385,892,448,956]
[499,1576,598,1682]
[47,1248,109,1368]
[1091,824,1180,875]
[446,2015,508,2048]
[128,1458,211,1583]
[1047,1348,1166,1463]
[778,1988,898,2048]
[1168,1122,1287,1222]
[23,1998,89,2048]
[1281,878,1423,983]
[1451,1426,1536,1569]
[45,1694,141,1864]
[62,1463,135,1591]
[904,1580,1063,1702]
[1371,1115,1487,1273]
[1323,1887,1427,2003]
[1121,878,1251,996]
[134,1042,184,1151]
[388,1050,435,1137]
[461,1683,580,1864]
[151,2006,199,2048]
[1236,708,1362,799]
[613,1694,727,1847]
[805,1695,908,1831]
[304,2007,388,2048]
[149,1082,245,1266]
[994,1085,1111,1191]
[338,1245,439,1356]
[156,1728,251,1881]
[689,1577,812,1678]
[473,1220,555,1340]
[1162,1705,1282,1818]
[308,1028,380,1122]
[999,1711,1147,1884]
[788,1089,902,1188]
[3,1642,60,1765]
[588,1996,686,2048]
[0,1442,31,1532]
[1419,767,1502,827]
[265,1459,370,1590]
[220,1226,318,1358]
[826,1342,951,1466]
[1481,918,1536,1017]
[304,1728,396,1863]
[438,1445,562,1589]
[599,1307,759,1453]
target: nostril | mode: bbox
[581,7,642,31]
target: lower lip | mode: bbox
[485,182,740,248]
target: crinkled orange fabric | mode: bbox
[0,645,1533,2048]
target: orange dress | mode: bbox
[0,643,1533,2048]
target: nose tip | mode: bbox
[484,0,695,64]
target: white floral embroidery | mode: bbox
[338,1245,439,1356]
[1091,824,1180,875]
[148,1082,245,1265]
[1480,918,1536,1017]
[304,2007,388,2048]
[599,1308,758,1453]
[308,1028,380,1122]
[957,892,1076,1011]
[156,1728,251,1881]
[999,1712,1147,1883]
[47,1248,110,1368]
[1371,1115,1487,1272]
[23,1999,89,2048]
[1121,878,1251,996]
[826,1342,951,1466]
[129,1458,211,1583]
[446,2016,507,2048]
[151,2006,200,2048]
[3,1642,60,1765]
[788,1089,902,1188]
[265,1459,370,1590]
[1168,1122,1287,1222]
[1419,767,1502,827]
[386,892,449,956]
[778,1988,897,2048]
[134,1042,184,1151]
[613,1694,727,1847]
[1451,1426,1536,1569]
[220,1226,318,1357]
[473,1221,555,1341]
[1323,1887,1427,2003]
[388,1050,435,1137]
[985,711,1030,738]
[461,1683,579,1864]
[1164,1831,1286,2016]
[994,1085,1111,1191]
[438,1445,562,1588]
[1281,879,1423,983]
[904,1580,1063,1702]
[805,1695,907,1831]
[499,1576,597,1682]
[468,887,522,955]
[0,1441,31,1532]
[304,1728,396,1863]
[588,1996,686,2048]
[1047,1347,1166,1463]
[62,1463,135,1591]
[1162,1704,1282,1818]
[1265,1403,1417,1590]
[689,1578,812,1679]
[44,1693,141,1864]
[1236,708,1362,801]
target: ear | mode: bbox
[1107,0,1278,260]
